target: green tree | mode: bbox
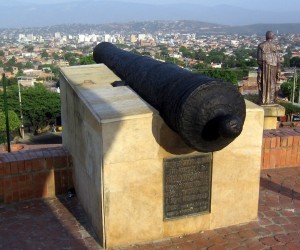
[24,45,34,52]
[193,63,207,70]
[61,46,73,52]
[278,102,300,119]
[194,49,207,61]
[222,55,236,68]
[0,110,21,132]
[7,77,18,86]
[41,49,49,58]
[20,84,61,134]
[52,52,60,60]
[0,85,19,113]
[158,45,170,58]
[81,45,92,55]
[38,64,60,80]
[283,51,292,67]
[64,52,79,66]
[196,68,242,84]
[5,56,16,67]
[234,48,257,68]
[164,56,184,66]
[4,58,16,73]
[244,94,259,104]
[79,54,95,65]
[277,101,300,121]
[141,51,151,56]
[290,57,300,67]
[4,66,13,73]
[25,61,34,69]
[207,49,226,64]
[116,44,130,49]
[280,81,299,102]
[15,62,24,70]
[0,111,21,144]
[179,46,193,58]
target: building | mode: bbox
[238,71,258,95]
[239,70,288,96]
[130,34,137,43]
[17,76,36,87]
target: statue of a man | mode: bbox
[257,31,281,105]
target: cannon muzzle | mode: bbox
[93,42,246,152]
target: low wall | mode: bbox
[0,127,298,205]
[262,128,300,169]
[0,147,73,204]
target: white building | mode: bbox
[17,76,36,87]
[55,32,61,39]
[231,40,239,47]
[18,34,26,40]
[104,34,112,42]
[26,34,35,41]
[78,34,86,43]
[211,63,222,68]
[138,34,146,41]
[130,34,137,43]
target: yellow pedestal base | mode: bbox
[262,105,285,130]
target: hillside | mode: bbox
[6,21,300,36]
[226,23,300,35]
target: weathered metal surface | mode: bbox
[163,154,212,219]
[93,42,246,152]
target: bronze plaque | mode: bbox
[163,154,212,220]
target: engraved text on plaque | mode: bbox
[163,154,212,219]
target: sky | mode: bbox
[0,0,300,11]
[0,0,299,28]
[7,0,300,12]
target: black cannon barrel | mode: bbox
[93,42,246,152]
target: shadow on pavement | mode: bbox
[260,176,300,200]
[0,196,101,249]
[18,132,62,145]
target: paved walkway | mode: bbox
[0,196,102,250]
[1,167,300,249]
[128,167,300,250]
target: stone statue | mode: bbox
[257,31,281,105]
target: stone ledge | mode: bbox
[262,104,285,117]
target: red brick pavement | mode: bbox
[118,167,300,250]
[1,167,300,250]
[0,196,102,249]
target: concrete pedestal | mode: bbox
[60,64,264,249]
[262,105,285,130]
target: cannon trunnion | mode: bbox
[93,42,246,152]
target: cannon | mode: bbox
[93,42,246,152]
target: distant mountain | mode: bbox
[91,20,227,35]
[0,1,299,28]
[99,21,300,35]
[225,23,300,35]
[4,21,300,36]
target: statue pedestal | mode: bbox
[60,64,264,249]
[261,105,285,130]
